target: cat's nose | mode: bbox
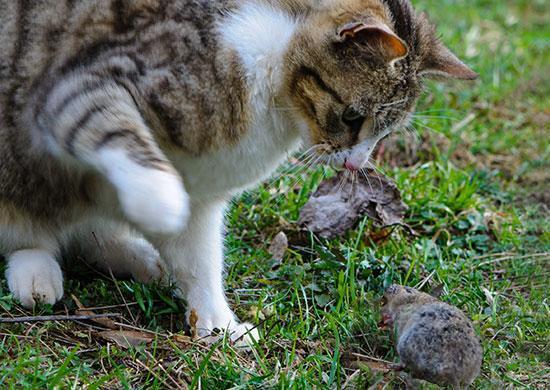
[344,159,358,171]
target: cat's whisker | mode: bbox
[379,97,408,108]
[263,145,324,190]
[399,125,421,142]
[414,108,461,115]
[331,168,347,194]
[288,152,328,194]
[364,162,387,190]
[359,168,375,194]
[362,155,395,189]
[411,114,457,121]
[337,170,350,194]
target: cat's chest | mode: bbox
[171,114,302,199]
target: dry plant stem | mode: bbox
[0,313,121,323]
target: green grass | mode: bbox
[1,0,548,388]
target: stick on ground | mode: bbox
[0,313,121,324]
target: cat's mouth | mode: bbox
[325,139,379,171]
[309,143,373,171]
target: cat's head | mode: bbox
[284,0,477,169]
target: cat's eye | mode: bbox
[342,107,365,133]
[342,107,362,122]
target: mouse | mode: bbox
[379,285,483,388]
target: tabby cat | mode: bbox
[0,0,476,342]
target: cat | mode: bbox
[0,0,476,342]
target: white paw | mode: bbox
[228,322,260,348]
[189,307,260,348]
[6,250,64,308]
[125,238,165,283]
[104,151,190,234]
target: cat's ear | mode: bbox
[337,21,408,63]
[420,41,478,80]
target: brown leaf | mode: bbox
[72,294,118,330]
[357,360,393,373]
[299,171,409,239]
[364,227,394,245]
[189,309,199,339]
[98,330,154,348]
[268,231,288,261]
[172,333,194,348]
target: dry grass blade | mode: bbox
[98,330,154,348]
[72,294,118,330]
[0,313,121,324]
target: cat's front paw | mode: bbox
[6,250,64,308]
[189,307,259,348]
[116,168,190,234]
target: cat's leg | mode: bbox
[33,75,188,234]
[149,200,258,344]
[69,222,164,284]
[6,249,64,308]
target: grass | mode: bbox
[1,0,548,388]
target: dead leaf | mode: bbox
[189,309,199,339]
[98,330,154,348]
[72,294,118,330]
[298,171,409,239]
[356,360,393,373]
[364,227,394,245]
[172,333,194,348]
[268,231,288,261]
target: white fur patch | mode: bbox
[6,249,64,308]
[99,149,189,234]
[220,1,298,115]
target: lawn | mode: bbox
[1,0,548,388]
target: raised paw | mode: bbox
[114,165,189,234]
[6,250,64,308]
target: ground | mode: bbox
[1,0,548,388]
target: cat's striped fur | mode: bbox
[0,0,475,341]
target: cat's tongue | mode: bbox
[344,159,359,171]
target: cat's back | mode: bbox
[1,0,158,98]
[1,0,228,100]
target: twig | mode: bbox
[471,251,513,260]
[144,350,187,390]
[350,352,395,366]
[0,313,121,324]
[477,252,550,268]
[134,358,170,388]
[450,112,476,133]
[342,369,361,389]
[414,270,436,290]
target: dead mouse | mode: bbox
[379,285,482,389]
